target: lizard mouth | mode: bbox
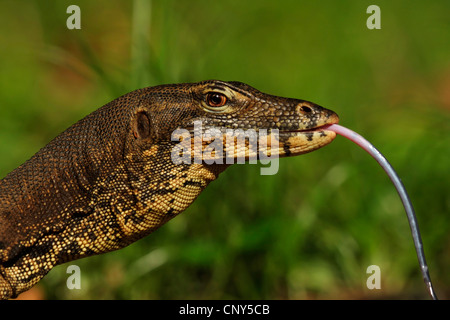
[278,113,340,135]
[274,116,340,157]
[280,123,337,134]
[177,114,339,159]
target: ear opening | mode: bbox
[133,110,152,140]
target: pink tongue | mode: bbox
[326,124,437,300]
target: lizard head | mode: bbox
[132,80,339,163]
[119,79,340,231]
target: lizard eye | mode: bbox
[206,93,227,108]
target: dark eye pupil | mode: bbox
[207,93,226,107]
[211,94,222,104]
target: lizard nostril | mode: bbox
[300,106,312,113]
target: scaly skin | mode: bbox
[0,80,338,299]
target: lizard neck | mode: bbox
[114,144,229,242]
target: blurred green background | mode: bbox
[0,0,449,299]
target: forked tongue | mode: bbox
[326,124,437,300]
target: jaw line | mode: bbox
[279,121,339,135]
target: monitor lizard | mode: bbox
[0,80,339,299]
